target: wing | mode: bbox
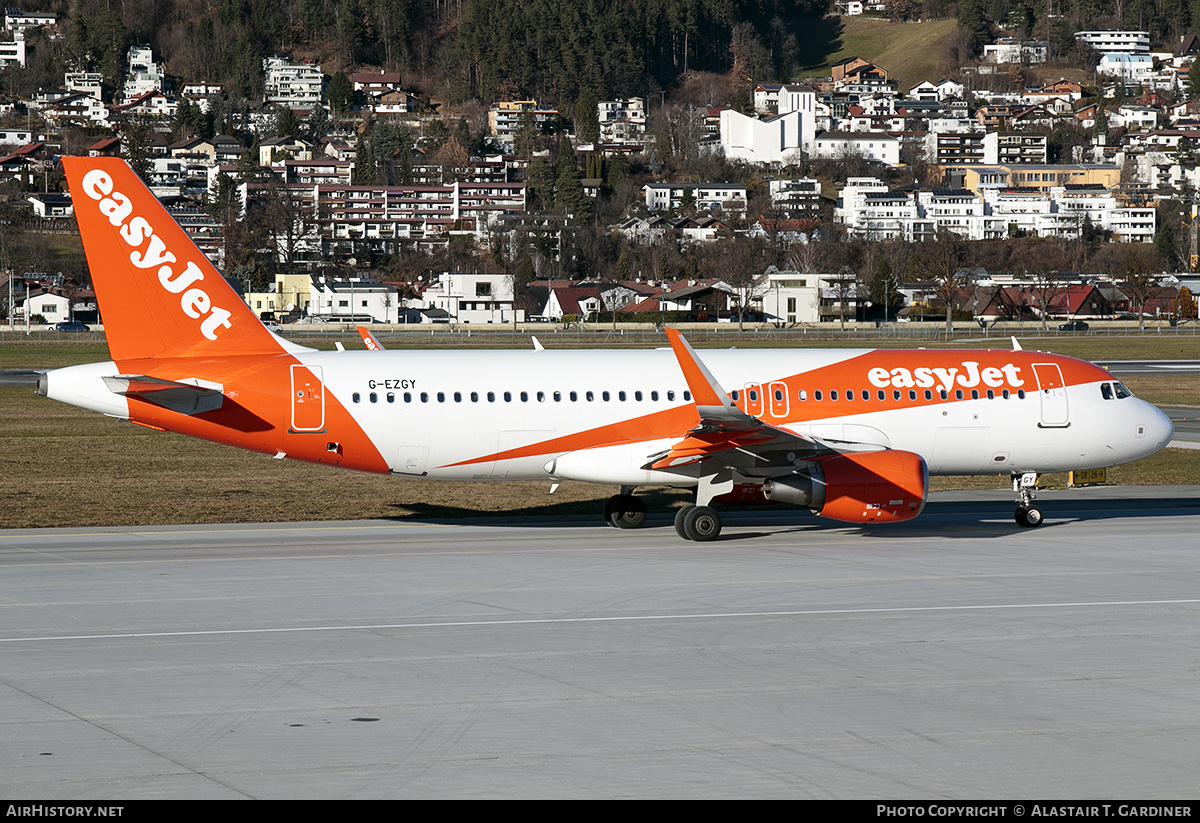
[653,329,871,475]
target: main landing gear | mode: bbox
[673,504,722,542]
[1012,471,1044,529]
[604,490,647,529]
[605,476,732,541]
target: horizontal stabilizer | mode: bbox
[102,375,224,415]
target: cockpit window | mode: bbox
[1114,382,1132,399]
[1101,383,1113,400]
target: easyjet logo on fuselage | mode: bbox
[81,169,232,341]
[868,361,1025,392]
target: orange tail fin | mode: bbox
[62,157,284,361]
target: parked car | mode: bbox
[53,320,90,332]
[1058,320,1089,332]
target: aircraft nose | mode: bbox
[1152,403,1174,449]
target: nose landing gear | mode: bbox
[1013,472,1044,528]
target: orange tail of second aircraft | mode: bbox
[62,157,285,362]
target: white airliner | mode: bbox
[38,158,1174,540]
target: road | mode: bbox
[2,487,1199,798]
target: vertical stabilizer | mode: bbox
[62,157,284,361]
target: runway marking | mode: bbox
[3,597,1198,644]
[0,521,449,540]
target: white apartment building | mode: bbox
[982,39,1048,64]
[813,131,900,165]
[769,178,821,217]
[1098,53,1155,81]
[0,29,24,68]
[1075,31,1150,54]
[488,100,560,149]
[836,177,1156,242]
[307,276,401,323]
[263,56,324,107]
[420,271,522,324]
[4,9,55,30]
[757,267,862,325]
[65,71,103,98]
[123,45,166,103]
[597,98,646,144]
[643,182,748,216]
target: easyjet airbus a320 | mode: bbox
[39,158,1174,540]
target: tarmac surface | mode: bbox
[2,486,1199,798]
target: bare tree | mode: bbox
[923,231,965,335]
[1118,244,1161,333]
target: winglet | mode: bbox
[664,328,756,425]
[357,325,385,351]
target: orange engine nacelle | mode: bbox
[763,450,928,524]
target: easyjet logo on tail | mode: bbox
[81,169,232,341]
[868,361,1025,392]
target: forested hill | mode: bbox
[34,0,829,108]
[450,0,829,104]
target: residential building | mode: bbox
[122,45,166,103]
[420,271,522,324]
[768,178,821,218]
[597,98,646,144]
[488,100,560,148]
[1075,30,1151,54]
[812,131,900,165]
[643,182,748,216]
[0,29,24,68]
[982,39,1048,64]
[263,56,324,107]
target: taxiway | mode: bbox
[2,487,1199,798]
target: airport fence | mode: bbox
[2,320,1198,348]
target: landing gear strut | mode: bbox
[1012,472,1044,528]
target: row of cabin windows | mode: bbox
[349,385,1048,406]
[352,389,695,404]
[730,387,1028,403]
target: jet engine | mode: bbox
[762,450,928,524]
